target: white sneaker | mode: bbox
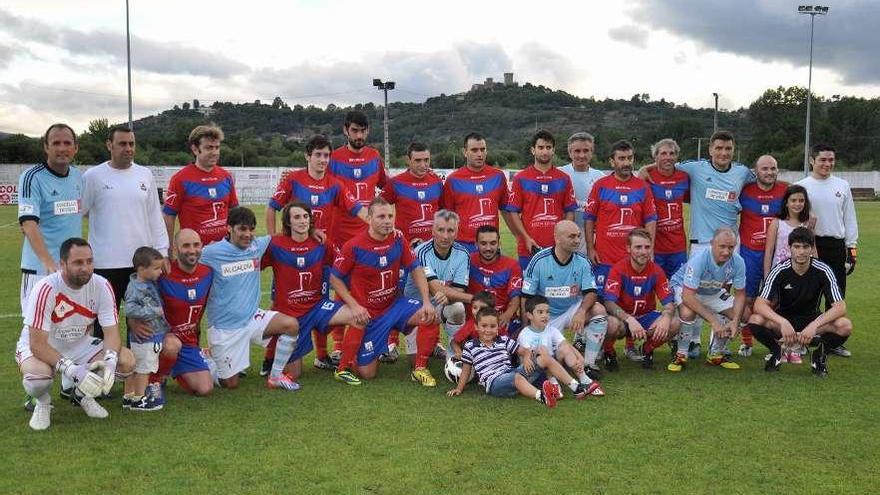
[29,403,52,430]
[738,344,753,357]
[79,396,109,419]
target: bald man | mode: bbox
[521,220,618,377]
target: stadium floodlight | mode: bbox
[373,78,395,166]
[798,5,830,176]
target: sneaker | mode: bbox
[572,333,586,354]
[641,346,654,370]
[687,342,701,359]
[329,350,342,367]
[334,369,362,386]
[147,382,166,408]
[787,351,803,365]
[432,343,447,360]
[551,381,563,400]
[313,356,335,370]
[780,352,789,363]
[378,343,400,363]
[811,344,828,377]
[29,402,52,431]
[77,395,109,419]
[574,381,605,399]
[540,380,558,409]
[585,365,602,381]
[738,344,753,357]
[828,345,851,358]
[23,395,36,412]
[237,369,248,378]
[706,353,741,370]
[128,395,163,411]
[765,353,782,372]
[587,381,606,396]
[259,358,271,377]
[122,395,134,409]
[267,374,301,392]
[411,367,437,387]
[667,354,687,373]
[602,351,619,372]
[625,346,644,362]
[59,387,73,401]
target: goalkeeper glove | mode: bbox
[100,349,118,395]
[845,247,857,276]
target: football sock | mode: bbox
[741,324,753,346]
[264,335,278,361]
[534,390,542,402]
[314,330,329,360]
[337,326,364,371]
[568,379,579,392]
[331,325,345,352]
[23,373,52,403]
[691,317,703,344]
[820,333,847,350]
[578,373,593,385]
[150,354,177,383]
[388,330,400,347]
[679,319,698,357]
[709,334,730,356]
[746,324,781,358]
[625,335,635,349]
[414,323,439,369]
[270,334,297,379]
[584,315,608,366]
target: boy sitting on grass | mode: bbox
[518,295,605,399]
[449,291,497,360]
[446,307,557,408]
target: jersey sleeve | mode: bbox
[603,266,623,302]
[508,264,524,299]
[97,277,119,327]
[259,241,275,271]
[268,178,292,211]
[497,172,510,209]
[682,258,702,290]
[563,177,578,213]
[460,342,474,365]
[23,281,54,330]
[654,267,674,305]
[227,174,240,208]
[584,181,600,222]
[401,236,419,271]
[819,264,844,305]
[521,258,540,296]
[124,284,157,321]
[505,335,519,356]
[641,185,658,223]
[439,179,453,210]
[379,179,397,204]
[581,260,598,293]
[732,256,747,290]
[335,182,363,217]
[503,175,523,213]
[162,172,183,216]
[549,327,566,349]
[452,322,475,345]
[759,265,783,301]
[675,160,696,176]
[331,242,355,279]
[451,252,469,289]
[17,168,42,223]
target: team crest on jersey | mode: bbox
[364,341,373,352]
[208,187,217,198]
[379,255,388,267]
[475,184,484,193]
[353,168,362,178]
[634,286,642,296]
[296,257,305,267]
[310,194,319,205]
[483,276,491,286]
[187,289,197,300]
[761,204,769,214]
[417,190,426,200]
[665,189,672,199]
[597,274,605,285]
[619,195,628,204]
[541,184,549,194]
[139,182,147,191]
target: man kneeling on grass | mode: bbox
[744,227,852,376]
[446,307,557,408]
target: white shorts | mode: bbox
[674,287,734,315]
[131,340,163,374]
[550,303,581,333]
[15,326,104,367]
[208,309,276,380]
[20,271,47,315]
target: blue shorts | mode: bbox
[458,241,477,253]
[357,297,422,366]
[624,311,662,337]
[505,318,523,340]
[171,344,209,378]
[739,246,765,298]
[593,263,612,296]
[654,252,687,279]
[487,365,546,397]
[518,255,533,272]
[290,299,343,362]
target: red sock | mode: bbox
[264,335,278,361]
[603,338,616,355]
[314,330,329,360]
[150,354,177,383]
[625,336,635,349]
[644,338,664,355]
[337,326,364,371]
[741,326,753,346]
[388,330,400,347]
[175,375,193,394]
[331,326,345,352]
[414,324,439,369]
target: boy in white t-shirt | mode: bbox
[518,295,604,398]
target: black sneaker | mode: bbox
[572,333,586,354]
[23,394,36,412]
[259,358,271,377]
[811,343,828,377]
[585,364,602,381]
[603,351,619,372]
[641,345,654,369]
[60,387,73,401]
[765,352,782,372]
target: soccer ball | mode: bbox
[443,357,472,384]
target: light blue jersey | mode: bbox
[201,236,271,330]
[670,247,746,296]
[521,247,596,319]
[676,160,754,244]
[404,240,470,299]
[17,164,83,273]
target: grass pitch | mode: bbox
[1,204,878,494]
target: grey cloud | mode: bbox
[608,25,650,49]
[0,40,33,68]
[0,8,247,77]
[516,42,578,88]
[632,0,880,85]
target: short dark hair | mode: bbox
[132,246,163,269]
[106,124,133,143]
[810,143,836,158]
[60,237,90,261]
[281,201,313,237]
[475,224,500,239]
[306,135,332,156]
[474,307,499,324]
[471,290,496,309]
[788,226,815,247]
[344,111,369,129]
[463,132,485,148]
[407,142,429,157]
[608,140,633,159]
[42,123,78,146]
[524,295,550,315]
[531,129,555,148]
[709,130,735,145]
[227,206,257,228]
[367,196,391,214]
[779,184,811,224]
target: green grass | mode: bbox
[1,204,879,494]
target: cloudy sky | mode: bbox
[1,0,878,136]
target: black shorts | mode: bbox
[781,313,821,333]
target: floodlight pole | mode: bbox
[798,5,829,176]
[712,92,719,134]
[373,79,395,166]
[126,0,133,129]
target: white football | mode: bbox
[443,357,472,384]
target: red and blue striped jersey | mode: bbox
[441,165,509,244]
[504,165,578,256]
[162,164,238,245]
[468,252,522,314]
[647,168,690,254]
[261,235,334,317]
[268,168,361,244]
[603,258,672,317]
[585,174,657,265]
[328,146,386,244]
[331,230,419,317]
[739,182,788,251]
[380,169,443,245]
[158,263,213,347]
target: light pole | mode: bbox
[373,78,395,166]
[712,92,719,134]
[125,0,133,129]
[798,5,829,176]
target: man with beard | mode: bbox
[468,225,523,336]
[504,129,578,270]
[380,142,443,247]
[560,132,606,255]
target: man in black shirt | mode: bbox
[745,227,852,376]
